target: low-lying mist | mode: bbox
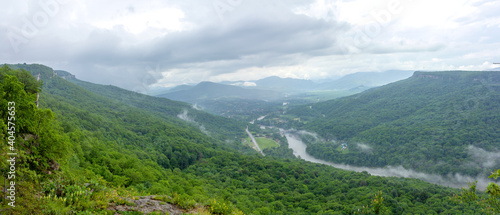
[284,129,496,190]
[467,145,500,169]
[177,109,209,135]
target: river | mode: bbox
[284,131,491,190]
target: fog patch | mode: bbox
[360,166,494,191]
[297,130,322,142]
[199,124,209,135]
[178,109,194,122]
[356,143,373,153]
[192,104,203,110]
[232,81,257,87]
[468,145,500,168]
[177,109,210,135]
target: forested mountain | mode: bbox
[1,64,497,214]
[286,71,500,177]
[222,71,413,93]
[49,69,250,147]
[157,81,286,120]
[154,71,414,120]
[316,70,414,90]
[165,84,196,93]
[159,81,283,103]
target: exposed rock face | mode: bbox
[54,70,77,80]
[107,195,185,215]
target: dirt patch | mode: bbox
[107,195,185,215]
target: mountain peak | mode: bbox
[197,81,218,86]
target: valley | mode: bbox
[3,1,500,214]
[242,72,500,190]
[0,64,499,214]
[151,68,500,189]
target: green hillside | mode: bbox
[1,65,498,214]
[286,71,500,177]
[55,71,250,149]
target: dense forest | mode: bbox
[284,71,500,177]
[0,64,498,214]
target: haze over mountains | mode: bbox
[3,63,500,213]
[156,70,415,113]
[157,70,414,95]
[158,81,283,103]
[3,0,500,213]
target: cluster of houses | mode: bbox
[340,142,348,150]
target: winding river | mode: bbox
[283,130,491,190]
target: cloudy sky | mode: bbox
[1,0,500,92]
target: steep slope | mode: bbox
[1,64,250,213]
[2,64,491,214]
[51,70,250,146]
[11,64,230,169]
[287,71,500,177]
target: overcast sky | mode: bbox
[1,0,500,92]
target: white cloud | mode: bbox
[293,0,338,21]
[356,143,373,153]
[232,81,257,87]
[467,146,500,169]
[1,0,499,91]
[178,109,210,135]
[93,7,190,35]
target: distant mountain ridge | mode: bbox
[154,70,416,118]
[316,70,415,90]
[158,81,284,103]
[252,76,316,92]
[229,70,414,92]
[153,70,415,96]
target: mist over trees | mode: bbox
[283,71,500,178]
[0,64,498,214]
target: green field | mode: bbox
[255,137,279,149]
[243,137,279,151]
